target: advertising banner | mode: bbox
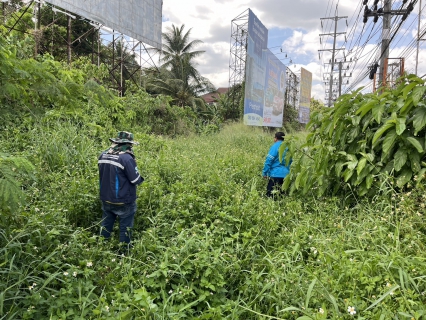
[45,0,163,49]
[243,9,286,128]
[298,67,312,124]
[262,50,286,127]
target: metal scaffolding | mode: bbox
[229,9,249,89]
[1,0,159,96]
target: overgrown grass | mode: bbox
[1,122,426,319]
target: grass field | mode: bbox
[1,122,426,319]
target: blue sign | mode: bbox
[244,9,286,127]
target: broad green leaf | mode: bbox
[394,149,407,172]
[283,173,292,189]
[412,106,426,134]
[343,168,354,182]
[346,154,358,162]
[395,117,406,135]
[357,157,367,176]
[372,102,385,123]
[411,85,426,106]
[362,113,374,132]
[382,129,397,155]
[345,160,358,171]
[406,137,424,153]
[356,165,371,185]
[400,96,414,116]
[372,121,395,144]
[335,161,344,176]
[347,127,360,142]
[396,97,405,110]
[406,74,425,83]
[359,152,375,162]
[396,168,412,187]
[409,151,421,173]
[378,91,391,100]
[294,173,302,189]
[356,99,376,117]
[402,81,418,99]
[351,115,361,126]
[366,174,374,189]
[415,168,426,183]
[359,183,368,196]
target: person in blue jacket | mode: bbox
[262,131,291,198]
[98,131,144,247]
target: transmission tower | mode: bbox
[362,0,416,86]
[323,58,353,99]
[319,11,348,106]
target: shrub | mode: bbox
[283,74,426,197]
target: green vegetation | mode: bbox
[283,75,426,197]
[1,10,426,320]
[2,117,426,319]
[146,24,215,110]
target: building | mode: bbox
[200,87,229,105]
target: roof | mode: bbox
[200,87,229,104]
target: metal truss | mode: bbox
[1,0,159,96]
[285,68,299,109]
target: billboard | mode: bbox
[298,67,312,124]
[45,0,163,49]
[244,9,286,128]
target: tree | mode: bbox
[310,97,325,113]
[147,24,215,109]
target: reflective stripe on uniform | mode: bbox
[98,159,124,170]
[131,174,141,184]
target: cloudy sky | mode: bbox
[161,0,426,104]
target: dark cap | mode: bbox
[275,132,285,140]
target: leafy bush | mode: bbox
[0,153,35,218]
[283,74,426,197]
[1,31,426,320]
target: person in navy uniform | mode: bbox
[98,131,144,247]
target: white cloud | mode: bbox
[161,0,426,104]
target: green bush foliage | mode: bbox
[1,120,426,319]
[283,75,426,197]
[0,153,35,216]
[1,33,426,320]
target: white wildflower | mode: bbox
[347,306,356,315]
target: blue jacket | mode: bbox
[98,152,144,204]
[262,140,292,178]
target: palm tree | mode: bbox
[147,24,215,109]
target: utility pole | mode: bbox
[379,0,391,86]
[416,0,422,75]
[34,1,41,57]
[363,0,415,86]
[67,15,71,64]
[338,61,343,96]
[2,2,5,24]
[319,10,347,106]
